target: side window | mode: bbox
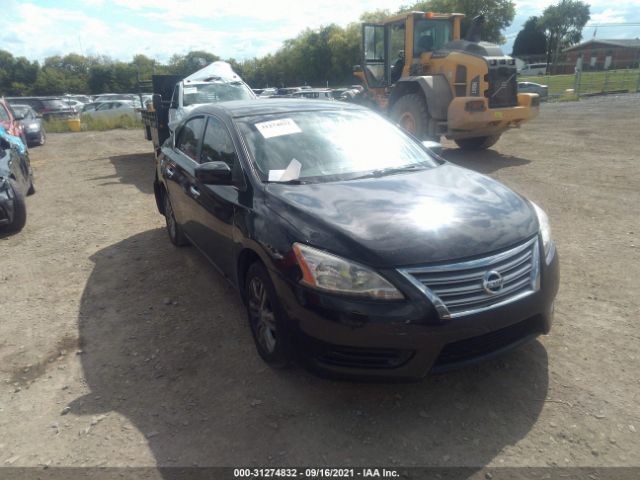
[200,116,237,167]
[176,116,205,161]
[0,105,10,122]
[170,85,179,107]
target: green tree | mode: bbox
[539,0,590,70]
[512,16,547,57]
[401,0,516,44]
[167,50,220,77]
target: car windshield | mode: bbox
[12,105,29,116]
[237,110,439,183]
[183,82,253,106]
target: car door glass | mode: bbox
[176,117,205,161]
[200,116,237,166]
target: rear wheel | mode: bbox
[38,130,46,146]
[163,192,189,246]
[245,262,291,368]
[390,93,434,140]
[455,135,501,151]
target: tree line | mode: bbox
[0,0,589,97]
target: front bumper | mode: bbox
[270,242,559,380]
[446,94,540,140]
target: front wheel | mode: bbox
[4,179,27,233]
[455,134,501,151]
[245,262,292,368]
[390,93,433,140]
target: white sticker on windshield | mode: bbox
[183,87,197,94]
[255,118,301,139]
[269,159,301,182]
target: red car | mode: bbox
[0,98,27,148]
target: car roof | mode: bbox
[190,99,363,119]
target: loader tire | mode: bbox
[455,134,501,151]
[390,93,432,140]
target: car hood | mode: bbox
[265,163,538,267]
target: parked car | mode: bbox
[81,102,103,114]
[11,104,46,147]
[154,99,559,379]
[0,98,27,147]
[519,63,547,76]
[291,89,334,100]
[81,100,141,122]
[61,98,85,110]
[63,94,92,104]
[0,128,35,233]
[518,82,548,99]
[258,88,278,98]
[6,97,76,120]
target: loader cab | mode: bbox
[360,12,462,88]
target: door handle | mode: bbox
[189,186,200,198]
[165,166,175,178]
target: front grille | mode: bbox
[433,315,543,368]
[317,345,414,369]
[486,64,518,108]
[399,237,540,319]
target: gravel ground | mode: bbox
[0,95,639,475]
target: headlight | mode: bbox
[27,123,39,131]
[292,243,403,300]
[531,202,554,262]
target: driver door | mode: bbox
[362,23,389,87]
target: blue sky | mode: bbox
[3,0,640,63]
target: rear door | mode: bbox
[162,116,206,239]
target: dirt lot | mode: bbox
[1,95,639,475]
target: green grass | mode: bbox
[44,115,143,133]
[520,69,640,97]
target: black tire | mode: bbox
[390,93,434,140]
[5,179,27,233]
[244,262,292,368]
[163,192,189,246]
[455,134,501,151]
[27,175,35,196]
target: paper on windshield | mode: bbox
[255,118,301,139]
[269,159,301,182]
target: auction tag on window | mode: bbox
[255,118,301,139]
[183,87,197,94]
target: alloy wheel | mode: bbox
[248,277,277,354]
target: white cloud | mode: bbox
[4,0,640,63]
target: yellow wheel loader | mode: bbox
[354,12,540,150]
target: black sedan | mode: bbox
[12,104,46,147]
[0,133,35,233]
[154,99,559,379]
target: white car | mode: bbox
[81,100,141,122]
[167,61,255,130]
[291,89,334,100]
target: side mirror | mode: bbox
[195,161,232,185]
[352,64,363,73]
[422,140,443,156]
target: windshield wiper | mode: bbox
[266,179,307,185]
[352,164,426,180]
